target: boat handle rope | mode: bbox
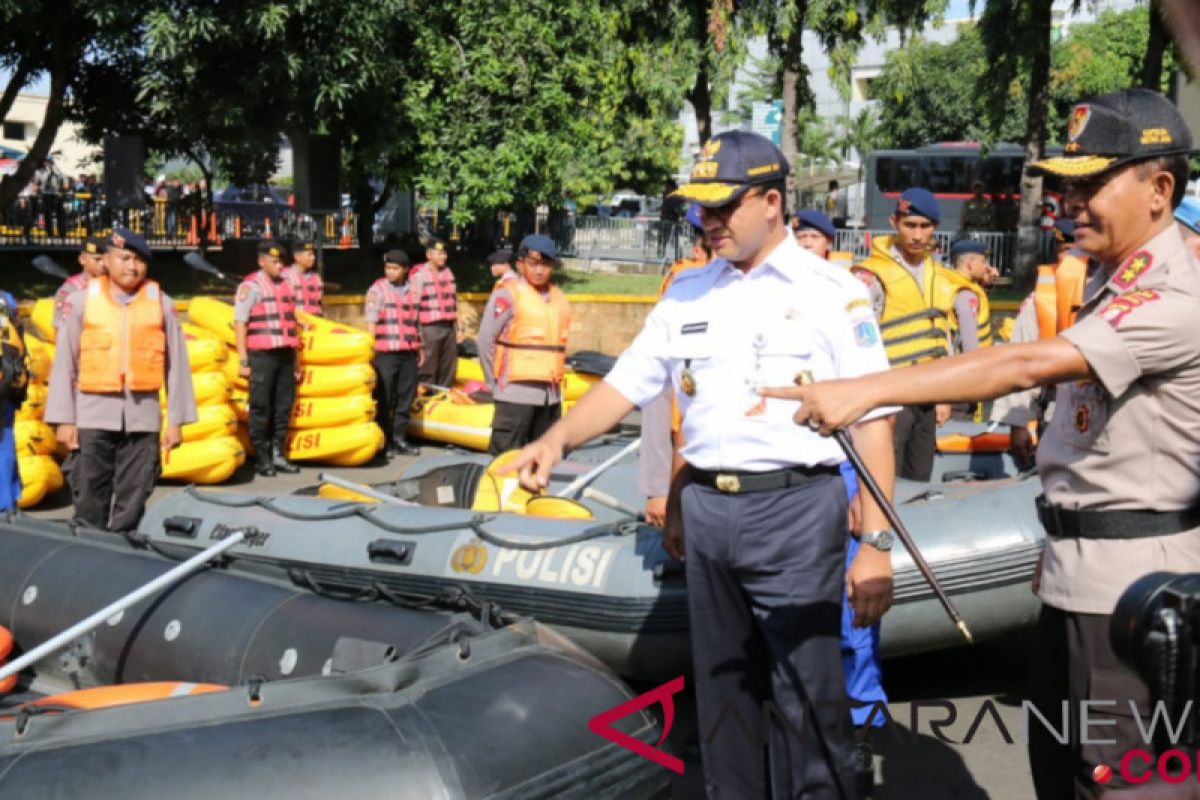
[183,485,637,551]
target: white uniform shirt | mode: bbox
[607,234,897,471]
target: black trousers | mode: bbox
[373,350,420,447]
[1028,605,1155,799]
[248,348,296,461]
[418,322,457,387]
[488,399,561,455]
[893,404,936,482]
[682,475,855,799]
[71,428,160,532]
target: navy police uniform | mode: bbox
[606,131,897,798]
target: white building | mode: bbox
[1,92,101,177]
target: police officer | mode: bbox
[765,88,1200,799]
[53,236,108,329]
[793,209,836,258]
[477,234,571,455]
[960,180,995,231]
[282,239,323,315]
[234,240,300,476]
[411,239,458,387]
[487,248,518,288]
[946,238,994,352]
[507,131,897,797]
[366,250,423,458]
[1174,196,1200,259]
[45,228,195,531]
[852,188,964,480]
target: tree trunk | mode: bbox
[0,59,32,127]
[0,62,69,211]
[779,2,807,208]
[1141,0,1169,90]
[690,64,713,145]
[1012,0,1053,294]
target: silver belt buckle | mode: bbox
[715,474,741,494]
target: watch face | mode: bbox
[877,531,895,549]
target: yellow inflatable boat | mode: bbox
[181,323,228,373]
[295,363,376,398]
[17,383,47,422]
[454,357,599,402]
[160,370,231,409]
[18,454,64,509]
[29,298,56,342]
[175,403,238,443]
[285,422,384,466]
[289,394,376,429]
[159,436,246,484]
[14,420,56,456]
[296,311,373,366]
[23,334,54,384]
[187,295,237,346]
[408,390,495,452]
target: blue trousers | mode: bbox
[839,461,888,728]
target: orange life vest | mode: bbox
[78,276,165,393]
[1034,251,1089,339]
[495,282,570,385]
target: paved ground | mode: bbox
[23,440,1037,799]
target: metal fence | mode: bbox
[832,229,1057,276]
[0,195,359,249]
[556,216,692,269]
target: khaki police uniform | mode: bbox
[1028,222,1200,797]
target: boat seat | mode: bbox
[470,451,594,519]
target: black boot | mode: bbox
[388,440,420,457]
[272,455,300,474]
[255,457,276,477]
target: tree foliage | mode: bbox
[871,7,1175,150]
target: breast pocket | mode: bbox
[758,327,819,386]
[1054,381,1112,455]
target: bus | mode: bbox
[864,142,1032,231]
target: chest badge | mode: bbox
[1074,404,1091,433]
[680,360,696,397]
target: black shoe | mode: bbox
[393,441,420,457]
[256,461,276,477]
[272,457,300,474]
[855,734,875,797]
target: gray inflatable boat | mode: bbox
[137,430,1046,681]
[0,517,668,799]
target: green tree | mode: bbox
[836,106,881,184]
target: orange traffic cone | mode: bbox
[338,212,351,248]
[186,215,199,246]
[207,213,218,244]
[263,216,273,239]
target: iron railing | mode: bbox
[832,229,1058,275]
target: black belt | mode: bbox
[690,465,839,495]
[1035,495,1200,540]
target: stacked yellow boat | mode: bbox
[15,331,63,508]
[188,296,382,466]
[159,323,245,485]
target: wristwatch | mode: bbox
[239,358,249,367]
[857,529,895,551]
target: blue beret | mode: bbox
[949,238,989,260]
[1053,217,1076,243]
[1175,197,1200,234]
[109,228,151,261]
[795,209,835,241]
[896,188,940,225]
[519,234,558,261]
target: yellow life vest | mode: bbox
[940,269,992,347]
[855,236,955,368]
